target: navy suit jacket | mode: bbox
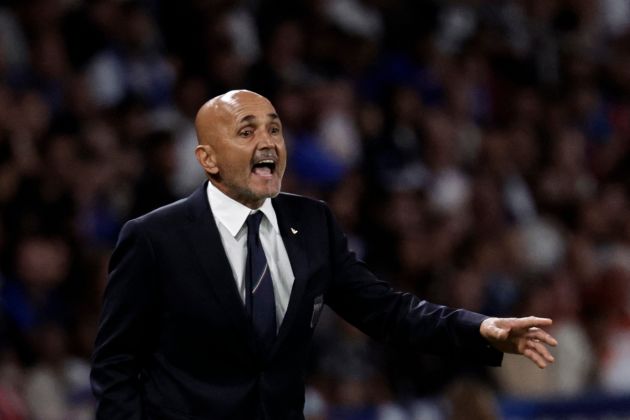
[91,183,502,419]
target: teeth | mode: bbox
[259,160,274,164]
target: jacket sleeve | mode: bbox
[322,204,502,366]
[91,219,160,419]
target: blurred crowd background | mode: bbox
[1,0,630,419]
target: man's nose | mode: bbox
[257,131,276,148]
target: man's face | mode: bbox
[200,91,287,208]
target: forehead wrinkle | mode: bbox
[238,113,281,125]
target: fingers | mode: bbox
[529,339,555,363]
[523,337,555,368]
[525,328,558,347]
[511,316,553,330]
[523,347,548,369]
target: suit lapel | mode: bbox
[182,186,312,361]
[269,197,311,359]
[183,183,256,353]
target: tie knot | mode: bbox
[246,211,264,236]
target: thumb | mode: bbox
[482,318,511,340]
[493,325,510,340]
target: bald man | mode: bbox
[91,90,557,420]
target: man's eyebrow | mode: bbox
[238,113,280,124]
[239,115,256,124]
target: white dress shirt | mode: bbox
[206,181,295,328]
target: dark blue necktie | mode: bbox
[245,212,276,355]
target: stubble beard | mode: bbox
[212,172,282,208]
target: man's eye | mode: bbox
[270,127,280,134]
[240,129,253,137]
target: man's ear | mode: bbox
[195,145,219,175]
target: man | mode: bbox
[91,90,557,419]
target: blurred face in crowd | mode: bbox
[17,236,70,291]
[195,90,287,209]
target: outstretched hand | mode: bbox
[480,316,558,369]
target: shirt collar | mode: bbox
[206,181,279,237]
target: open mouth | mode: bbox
[252,159,276,177]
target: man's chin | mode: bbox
[257,185,282,199]
[251,179,282,199]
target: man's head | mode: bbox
[195,90,287,209]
